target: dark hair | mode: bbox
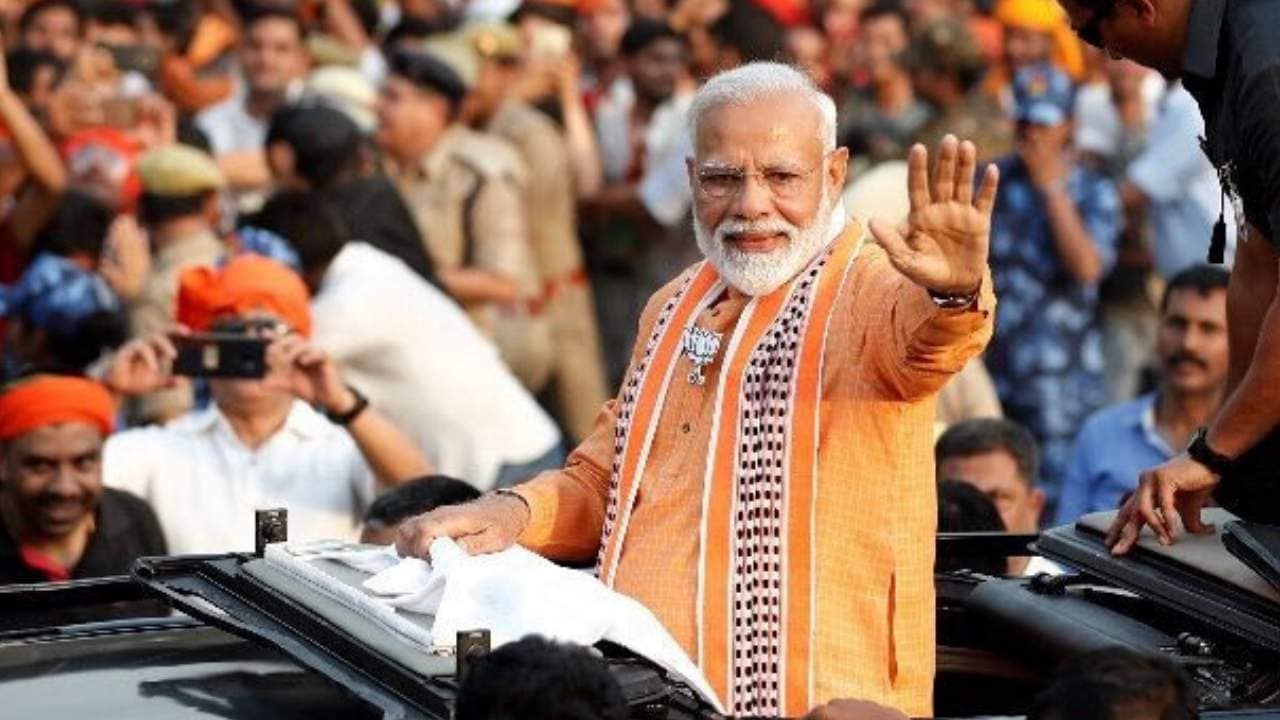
[619,18,683,58]
[1029,648,1197,720]
[388,48,467,108]
[384,16,453,49]
[6,48,65,96]
[243,4,305,40]
[176,116,213,152]
[267,104,364,189]
[511,2,577,28]
[938,479,1006,534]
[364,475,481,528]
[18,0,83,36]
[935,418,1040,488]
[44,309,128,371]
[149,0,200,49]
[33,190,112,258]
[347,0,380,36]
[709,1,784,63]
[1160,264,1230,312]
[936,479,1007,575]
[454,636,628,720]
[138,192,210,226]
[247,189,348,275]
[85,0,139,28]
[860,0,909,26]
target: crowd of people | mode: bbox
[0,0,1253,715]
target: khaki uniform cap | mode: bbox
[464,21,523,61]
[422,35,481,89]
[137,144,225,196]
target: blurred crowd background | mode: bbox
[0,0,1236,542]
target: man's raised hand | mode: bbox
[868,135,999,296]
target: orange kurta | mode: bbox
[512,230,995,716]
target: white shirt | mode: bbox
[1073,73,1166,160]
[196,90,267,156]
[195,78,304,155]
[311,243,561,490]
[103,400,376,555]
[593,78,694,227]
[1127,84,1236,275]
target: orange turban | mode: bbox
[0,376,116,441]
[176,255,312,337]
[994,0,1086,80]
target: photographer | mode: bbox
[96,254,430,555]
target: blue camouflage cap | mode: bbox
[0,253,121,337]
[1011,63,1075,126]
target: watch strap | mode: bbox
[1187,427,1235,476]
[324,385,369,426]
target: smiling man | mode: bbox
[0,375,165,586]
[398,62,999,716]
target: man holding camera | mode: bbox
[97,254,430,555]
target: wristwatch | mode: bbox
[324,385,370,426]
[1186,427,1235,476]
[928,282,981,310]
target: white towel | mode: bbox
[315,538,723,711]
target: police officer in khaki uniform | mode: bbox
[132,145,228,423]
[375,40,554,392]
[462,22,608,442]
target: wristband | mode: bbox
[1186,427,1235,476]
[324,384,369,426]
[928,282,981,310]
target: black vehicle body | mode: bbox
[0,509,1277,719]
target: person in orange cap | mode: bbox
[0,374,166,591]
[989,0,1087,102]
[96,254,432,555]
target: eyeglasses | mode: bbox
[693,158,827,200]
[1075,0,1116,48]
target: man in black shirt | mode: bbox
[0,375,166,588]
[1056,0,1280,546]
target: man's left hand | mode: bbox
[1106,453,1219,554]
[869,134,999,296]
[266,334,355,416]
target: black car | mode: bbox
[0,508,1277,719]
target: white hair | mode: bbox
[688,62,838,151]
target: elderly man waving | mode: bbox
[399,62,999,717]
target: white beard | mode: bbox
[693,190,838,297]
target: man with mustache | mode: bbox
[1055,265,1230,524]
[1054,0,1280,550]
[398,62,999,716]
[0,374,165,586]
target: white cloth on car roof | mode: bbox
[272,537,723,711]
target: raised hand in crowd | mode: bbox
[265,331,434,483]
[868,134,1000,297]
[1017,129,1070,194]
[264,331,359,418]
[99,213,152,301]
[100,330,184,397]
[0,30,68,246]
